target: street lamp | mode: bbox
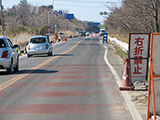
[99,11,108,16]
[99,11,108,24]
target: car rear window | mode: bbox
[0,39,6,48]
[101,30,105,32]
[30,38,46,43]
[59,33,64,35]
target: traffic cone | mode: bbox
[108,38,110,42]
[119,58,134,91]
[53,40,56,44]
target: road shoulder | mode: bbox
[103,43,147,120]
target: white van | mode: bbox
[100,29,106,36]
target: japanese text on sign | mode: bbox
[133,37,144,74]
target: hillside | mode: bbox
[1,2,86,40]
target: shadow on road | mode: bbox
[0,69,59,75]
[18,69,59,74]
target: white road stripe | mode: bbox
[103,45,143,120]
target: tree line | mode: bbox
[1,1,86,37]
[105,0,160,41]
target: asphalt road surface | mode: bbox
[0,37,133,120]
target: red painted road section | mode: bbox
[26,91,104,97]
[10,81,117,87]
[22,75,112,80]
[44,64,108,67]
[52,67,109,70]
[0,63,128,118]
[0,104,127,114]
[46,75,112,79]
[0,90,120,98]
[11,81,100,87]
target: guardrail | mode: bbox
[108,36,128,53]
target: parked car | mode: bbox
[86,32,90,36]
[0,36,19,74]
[26,36,53,58]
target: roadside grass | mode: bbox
[7,30,76,46]
[110,42,128,62]
[61,30,78,38]
[104,33,129,61]
[100,36,128,62]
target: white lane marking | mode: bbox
[103,45,143,120]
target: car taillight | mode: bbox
[46,44,49,49]
[28,45,30,50]
[2,51,9,58]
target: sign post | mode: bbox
[65,14,74,35]
[48,11,52,37]
[38,25,40,35]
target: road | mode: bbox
[0,36,132,120]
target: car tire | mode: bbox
[50,51,52,56]
[7,60,14,74]
[48,51,52,56]
[27,54,31,58]
[14,58,19,72]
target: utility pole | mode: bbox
[0,0,4,36]
[52,0,55,34]
[48,11,51,37]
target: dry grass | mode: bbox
[60,30,78,38]
[8,30,77,46]
[7,33,34,47]
[109,33,129,44]
[110,42,128,61]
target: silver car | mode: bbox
[0,36,19,74]
[26,36,53,58]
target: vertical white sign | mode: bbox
[129,33,150,82]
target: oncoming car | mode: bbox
[0,36,19,74]
[26,36,53,58]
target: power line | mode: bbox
[54,3,106,8]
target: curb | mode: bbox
[101,41,143,120]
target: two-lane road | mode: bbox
[0,37,132,120]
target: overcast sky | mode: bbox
[3,0,122,23]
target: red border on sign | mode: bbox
[147,33,160,120]
[151,33,160,78]
[128,33,150,82]
[54,11,58,15]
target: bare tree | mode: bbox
[105,0,160,35]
